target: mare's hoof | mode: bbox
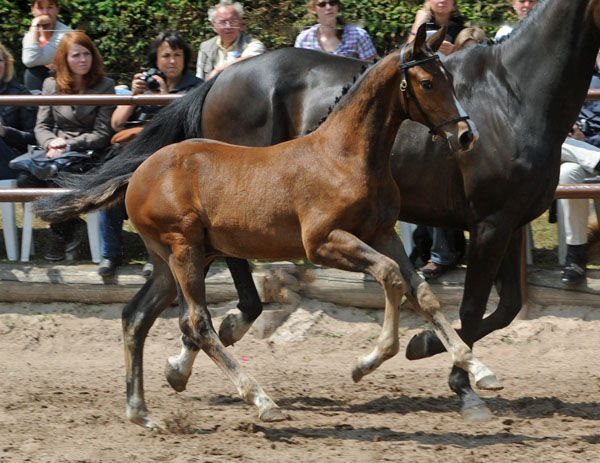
[460,404,494,423]
[164,360,191,392]
[405,330,435,360]
[218,312,250,347]
[475,374,503,391]
[259,407,286,422]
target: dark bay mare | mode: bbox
[121,28,487,429]
[37,0,600,422]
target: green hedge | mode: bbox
[0,0,518,85]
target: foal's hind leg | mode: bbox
[169,243,284,422]
[165,257,263,392]
[122,256,177,430]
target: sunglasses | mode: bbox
[316,0,339,8]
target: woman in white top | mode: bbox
[494,0,537,41]
[21,0,72,91]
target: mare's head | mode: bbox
[399,23,478,152]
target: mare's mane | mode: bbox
[495,0,549,48]
[303,61,372,135]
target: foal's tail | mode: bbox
[36,77,216,223]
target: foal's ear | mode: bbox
[427,26,447,53]
[413,23,428,55]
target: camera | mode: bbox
[139,68,166,92]
[576,118,590,135]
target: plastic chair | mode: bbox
[20,202,101,263]
[0,179,19,261]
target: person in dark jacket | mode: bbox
[99,32,203,278]
[0,42,36,179]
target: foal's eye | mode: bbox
[420,80,433,90]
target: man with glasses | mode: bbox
[196,0,266,80]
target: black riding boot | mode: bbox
[561,244,588,284]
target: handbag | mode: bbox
[9,145,96,180]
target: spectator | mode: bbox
[100,32,203,278]
[408,0,466,55]
[17,31,115,262]
[493,0,599,283]
[294,0,376,60]
[196,1,266,80]
[557,56,600,284]
[453,27,488,52]
[407,0,467,279]
[0,42,37,179]
[22,0,72,92]
[494,0,537,41]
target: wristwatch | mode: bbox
[32,22,39,27]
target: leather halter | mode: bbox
[399,44,470,138]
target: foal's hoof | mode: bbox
[475,374,503,391]
[460,404,494,423]
[259,407,286,422]
[405,330,436,360]
[165,360,191,392]
[127,407,166,431]
[351,366,365,383]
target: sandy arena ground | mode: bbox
[1,297,599,462]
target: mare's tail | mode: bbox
[35,77,216,223]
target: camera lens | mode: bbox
[146,77,161,92]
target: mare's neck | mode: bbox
[318,54,404,169]
[498,0,600,141]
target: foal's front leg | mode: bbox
[373,230,501,392]
[306,229,406,380]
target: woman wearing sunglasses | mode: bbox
[294,0,376,60]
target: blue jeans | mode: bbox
[429,227,462,266]
[100,201,128,259]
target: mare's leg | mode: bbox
[165,257,263,392]
[406,223,520,421]
[169,241,284,422]
[219,257,263,346]
[122,254,178,429]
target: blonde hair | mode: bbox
[423,0,458,19]
[454,27,487,52]
[0,42,15,83]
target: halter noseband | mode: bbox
[399,44,470,139]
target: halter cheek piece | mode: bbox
[399,44,470,140]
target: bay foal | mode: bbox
[122,25,494,430]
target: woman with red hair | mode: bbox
[18,31,115,261]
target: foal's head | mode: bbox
[399,24,478,152]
